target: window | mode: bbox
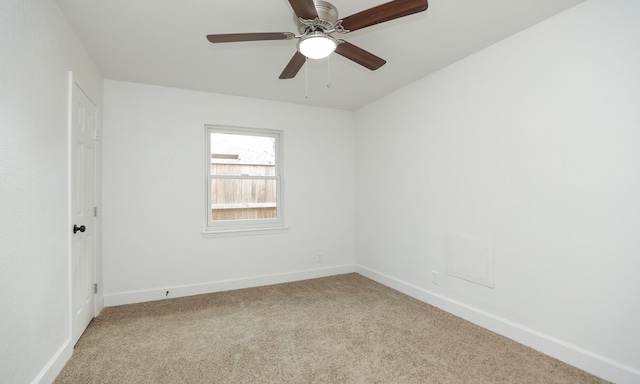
[204,125,285,236]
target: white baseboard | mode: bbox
[96,295,105,315]
[356,265,640,384]
[31,339,72,384]
[104,264,356,307]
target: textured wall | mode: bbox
[0,0,102,382]
[101,81,356,303]
[355,0,640,382]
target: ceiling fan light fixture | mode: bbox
[298,32,337,59]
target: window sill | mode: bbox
[202,226,289,238]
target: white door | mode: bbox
[70,82,97,345]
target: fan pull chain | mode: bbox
[305,57,309,99]
[327,55,331,88]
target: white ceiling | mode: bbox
[55,0,584,110]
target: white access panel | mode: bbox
[447,233,494,288]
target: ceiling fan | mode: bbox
[206,0,429,79]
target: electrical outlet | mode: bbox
[316,252,323,263]
[431,271,439,285]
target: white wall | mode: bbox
[101,81,355,304]
[354,0,640,382]
[0,0,102,383]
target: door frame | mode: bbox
[67,71,101,344]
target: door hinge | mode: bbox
[94,207,98,217]
[94,283,98,294]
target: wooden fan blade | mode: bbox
[339,0,428,32]
[206,32,294,43]
[335,41,386,71]
[279,51,306,79]
[287,0,318,20]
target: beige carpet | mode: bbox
[55,273,607,383]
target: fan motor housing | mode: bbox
[295,0,339,34]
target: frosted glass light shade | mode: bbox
[298,33,337,59]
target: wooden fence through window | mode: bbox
[211,163,276,221]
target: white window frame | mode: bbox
[203,125,287,237]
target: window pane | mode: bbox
[211,178,277,221]
[210,133,276,176]
[205,126,284,232]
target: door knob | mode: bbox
[73,224,86,234]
